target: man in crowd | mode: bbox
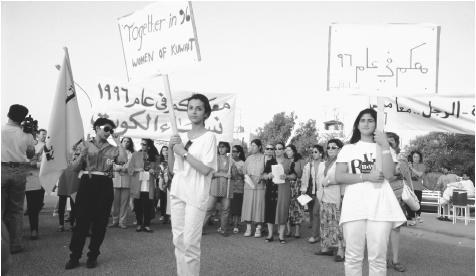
[1,104,36,254]
[436,167,472,221]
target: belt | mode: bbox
[78,171,109,178]
[1,162,31,168]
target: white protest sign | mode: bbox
[89,80,236,142]
[378,96,474,134]
[118,1,200,80]
[327,23,440,94]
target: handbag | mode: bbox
[401,171,420,211]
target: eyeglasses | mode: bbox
[275,147,283,150]
[265,147,274,150]
[99,125,114,134]
[327,146,339,150]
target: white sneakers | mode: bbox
[254,225,262,238]
[243,225,262,237]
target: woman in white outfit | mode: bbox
[168,94,217,276]
[335,108,406,276]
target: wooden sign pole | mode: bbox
[376,96,385,172]
[162,74,178,135]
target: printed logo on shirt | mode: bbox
[350,153,375,174]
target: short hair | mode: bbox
[93,117,116,131]
[312,144,325,156]
[7,104,29,124]
[250,139,263,152]
[188,94,212,120]
[408,150,423,163]
[349,108,377,144]
[218,141,231,154]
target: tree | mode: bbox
[289,119,319,158]
[404,132,475,182]
[254,112,296,146]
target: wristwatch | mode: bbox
[183,152,189,160]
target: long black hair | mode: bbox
[159,145,168,163]
[286,144,301,162]
[408,150,423,164]
[121,137,135,153]
[141,138,158,162]
[232,145,246,161]
[349,108,377,144]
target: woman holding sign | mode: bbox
[335,108,406,276]
[168,94,217,276]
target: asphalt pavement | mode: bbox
[4,207,475,276]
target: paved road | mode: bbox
[5,211,475,276]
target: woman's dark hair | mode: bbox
[275,141,285,150]
[188,93,212,121]
[286,144,301,162]
[408,150,423,164]
[312,144,324,157]
[121,137,135,153]
[141,138,158,162]
[232,145,246,161]
[250,139,263,153]
[385,132,400,154]
[349,108,377,144]
[327,139,344,149]
[93,117,116,131]
[159,145,168,163]
[218,141,230,154]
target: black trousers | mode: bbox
[406,190,423,218]
[69,175,113,260]
[134,192,153,227]
[58,195,75,227]
[25,188,45,232]
[159,189,168,216]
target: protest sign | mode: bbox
[327,23,440,94]
[89,80,236,142]
[377,96,474,134]
[117,1,200,80]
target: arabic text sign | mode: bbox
[118,1,200,80]
[90,80,236,142]
[378,96,474,134]
[328,24,440,93]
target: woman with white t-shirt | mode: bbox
[335,108,406,276]
[168,94,217,276]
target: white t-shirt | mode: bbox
[170,131,217,211]
[336,141,406,228]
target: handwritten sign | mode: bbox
[118,1,200,80]
[375,96,474,134]
[327,23,440,94]
[89,80,236,141]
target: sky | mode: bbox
[1,1,474,146]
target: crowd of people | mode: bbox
[2,100,475,276]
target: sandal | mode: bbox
[389,260,406,272]
[279,238,287,244]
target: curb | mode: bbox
[402,224,475,240]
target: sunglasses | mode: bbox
[327,146,339,150]
[141,143,148,146]
[265,147,274,150]
[275,147,283,150]
[99,125,114,134]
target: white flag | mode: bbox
[39,48,84,188]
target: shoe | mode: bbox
[294,235,301,239]
[315,250,334,256]
[30,231,39,240]
[119,224,128,229]
[265,236,274,242]
[65,259,79,270]
[159,215,165,221]
[437,216,445,221]
[233,227,239,234]
[243,230,252,237]
[334,255,345,262]
[254,231,262,238]
[57,225,65,232]
[136,226,143,232]
[407,220,416,226]
[308,237,319,244]
[86,258,97,269]
[279,238,287,244]
[217,227,224,234]
[416,216,424,223]
[108,223,119,228]
[389,260,406,272]
[143,226,154,233]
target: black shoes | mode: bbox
[65,259,80,270]
[86,258,97,269]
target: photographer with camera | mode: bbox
[1,104,36,254]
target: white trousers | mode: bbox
[342,220,393,276]
[170,195,206,276]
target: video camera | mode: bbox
[21,115,38,135]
